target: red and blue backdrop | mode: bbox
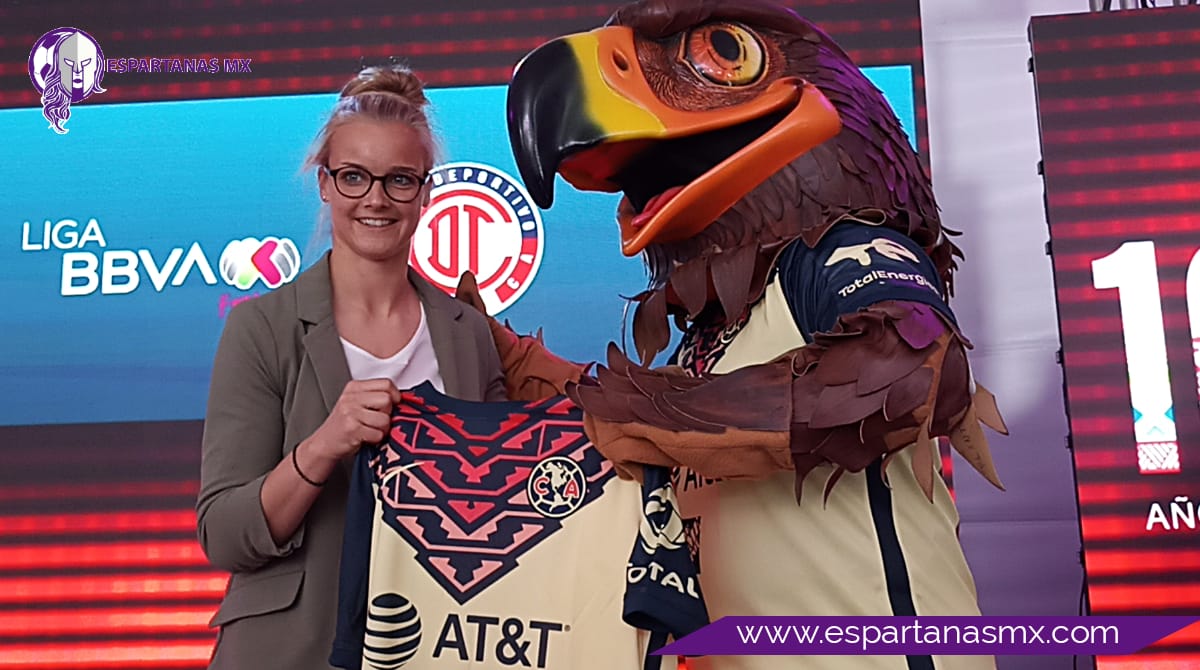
[0,1,925,667]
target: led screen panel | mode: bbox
[1031,5,1200,666]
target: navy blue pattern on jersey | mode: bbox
[624,465,709,659]
[368,383,613,605]
[675,307,750,376]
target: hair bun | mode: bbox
[306,62,441,177]
[340,64,429,108]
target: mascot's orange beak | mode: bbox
[507,25,842,256]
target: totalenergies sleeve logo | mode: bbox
[219,237,301,290]
[28,28,107,135]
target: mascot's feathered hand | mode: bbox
[466,0,1008,502]
[456,271,589,402]
[571,303,1007,503]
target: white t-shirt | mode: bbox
[340,304,445,392]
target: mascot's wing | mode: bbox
[570,301,1007,503]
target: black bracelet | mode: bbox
[292,444,326,487]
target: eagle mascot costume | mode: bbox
[456,2,1007,668]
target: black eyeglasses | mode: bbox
[323,166,429,203]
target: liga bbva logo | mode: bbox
[20,218,299,296]
[410,162,544,315]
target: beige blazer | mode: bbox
[197,253,504,669]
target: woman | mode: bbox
[197,65,505,669]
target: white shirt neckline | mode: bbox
[339,305,428,366]
[339,304,444,393]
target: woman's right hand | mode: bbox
[259,378,402,545]
[305,378,403,464]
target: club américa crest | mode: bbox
[410,162,544,315]
[526,456,587,519]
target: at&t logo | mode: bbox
[366,593,422,667]
[371,591,566,669]
[410,162,543,314]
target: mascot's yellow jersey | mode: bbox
[673,223,993,670]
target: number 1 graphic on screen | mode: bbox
[1091,240,1180,474]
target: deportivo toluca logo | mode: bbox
[373,393,612,604]
[409,162,543,315]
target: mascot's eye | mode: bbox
[682,22,765,86]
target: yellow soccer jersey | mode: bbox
[331,384,692,670]
[672,225,992,670]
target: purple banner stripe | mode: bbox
[658,616,1199,657]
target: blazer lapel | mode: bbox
[410,269,472,399]
[296,253,351,414]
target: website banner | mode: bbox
[660,616,1199,657]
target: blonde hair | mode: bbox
[305,64,441,172]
